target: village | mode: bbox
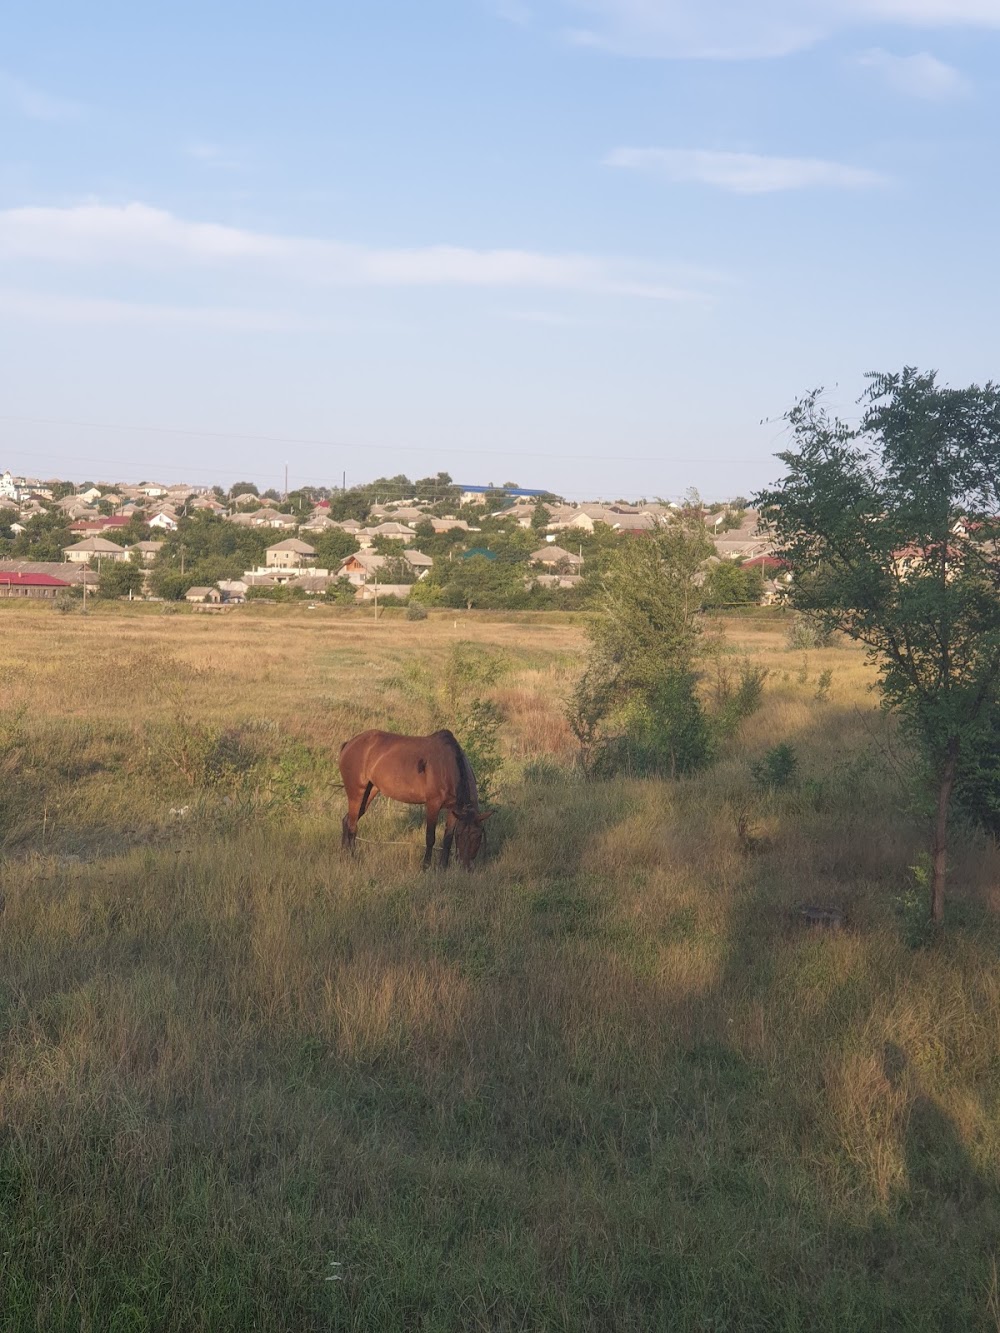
[0,469,782,608]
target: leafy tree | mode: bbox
[229,481,259,499]
[701,560,764,608]
[754,368,1000,926]
[568,514,713,773]
[96,556,145,600]
[440,555,528,609]
[312,528,360,568]
[1,511,73,561]
[530,501,552,531]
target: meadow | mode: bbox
[1,600,999,1331]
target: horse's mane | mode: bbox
[433,729,473,813]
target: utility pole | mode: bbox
[284,462,289,500]
[373,577,378,623]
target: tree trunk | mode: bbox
[930,737,959,927]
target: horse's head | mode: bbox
[454,809,495,868]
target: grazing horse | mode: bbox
[339,728,493,869]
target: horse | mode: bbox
[338,728,494,869]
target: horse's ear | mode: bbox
[476,810,496,823]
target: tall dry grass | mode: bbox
[1,600,999,1330]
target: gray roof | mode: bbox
[266,538,315,553]
[63,536,127,553]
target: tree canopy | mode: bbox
[755,367,1000,924]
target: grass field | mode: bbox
[2,600,1000,1331]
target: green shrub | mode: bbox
[751,742,799,789]
[786,614,836,650]
[592,671,712,780]
[406,602,428,621]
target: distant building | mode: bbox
[63,537,129,565]
[0,571,71,599]
[265,539,316,569]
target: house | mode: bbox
[0,560,97,588]
[430,517,472,534]
[63,537,129,564]
[229,507,297,530]
[0,571,72,599]
[712,512,770,561]
[185,586,223,604]
[217,579,248,603]
[527,573,584,590]
[148,511,179,532]
[78,486,102,505]
[402,549,433,576]
[361,521,417,542]
[355,583,412,601]
[338,551,386,585]
[265,538,316,569]
[69,516,133,535]
[300,513,337,533]
[530,544,583,570]
[139,483,167,499]
[129,541,165,565]
[0,470,23,503]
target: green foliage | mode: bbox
[436,642,510,802]
[756,368,1000,922]
[815,669,834,701]
[786,613,836,650]
[96,558,144,600]
[711,658,770,737]
[229,481,259,498]
[530,501,551,531]
[0,509,73,561]
[406,602,428,621]
[149,513,271,597]
[591,670,712,779]
[701,560,764,608]
[751,742,799,789]
[310,527,359,568]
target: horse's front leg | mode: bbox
[441,810,458,869]
[423,803,441,871]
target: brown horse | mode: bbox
[339,728,494,869]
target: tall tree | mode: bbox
[755,368,1000,926]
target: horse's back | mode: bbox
[338,728,473,810]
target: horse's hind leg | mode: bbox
[342,781,376,854]
[423,802,441,871]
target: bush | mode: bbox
[591,670,712,780]
[406,602,428,621]
[786,614,836,650]
[751,743,799,789]
[712,658,769,736]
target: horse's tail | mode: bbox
[358,781,375,818]
[435,729,472,812]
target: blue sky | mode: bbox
[2,0,999,500]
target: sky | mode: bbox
[3,0,1000,501]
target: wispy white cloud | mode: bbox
[0,72,83,121]
[0,201,717,301]
[857,48,970,98]
[546,1,1000,59]
[606,147,888,192]
[0,288,322,331]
